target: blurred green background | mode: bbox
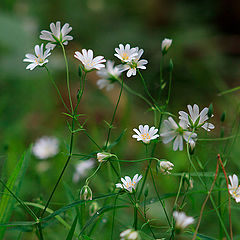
[1,0,240,239]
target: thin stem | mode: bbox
[60,42,73,114]
[44,66,70,114]
[166,63,172,105]
[137,69,156,105]
[159,53,164,99]
[37,223,44,240]
[104,75,124,149]
[192,160,219,240]
[149,167,171,228]
[111,193,119,240]
[85,163,102,185]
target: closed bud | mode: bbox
[89,201,99,216]
[189,139,196,155]
[208,103,213,118]
[161,38,172,55]
[80,185,92,201]
[157,160,174,175]
[220,112,226,122]
[97,152,113,163]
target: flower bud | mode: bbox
[89,201,99,216]
[158,160,174,175]
[120,229,140,240]
[97,152,112,162]
[207,103,213,118]
[189,139,196,155]
[220,112,226,122]
[161,38,172,54]
[80,185,92,201]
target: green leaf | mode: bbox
[82,235,94,240]
[66,215,78,240]
[0,146,32,239]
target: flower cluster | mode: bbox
[160,104,215,151]
[114,44,148,77]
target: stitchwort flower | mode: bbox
[23,44,51,70]
[116,174,142,193]
[158,160,174,175]
[160,117,197,151]
[132,125,159,144]
[40,21,73,50]
[228,174,240,203]
[179,104,215,131]
[122,47,148,77]
[96,60,122,91]
[114,44,138,62]
[173,211,194,232]
[74,49,106,72]
[32,136,59,159]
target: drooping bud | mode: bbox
[161,38,172,55]
[80,185,92,201]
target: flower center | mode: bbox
[141,133,150,140]
[122,53,129,60]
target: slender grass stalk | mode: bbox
[218,85,240,96]
[111,194,119,239]
[60,42,73,114]
[104,75,124,149]
[37,223,44,240]
[44,66,71,114]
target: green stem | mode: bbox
[218,85,240,96]
[37,223,44,240]
[166,64,172,105]
[111,194,119,239]
[85,163,102,185]
[137,69,156,105]
[60,42,73,114]
[105,75,124,149]
[44,66,70,114]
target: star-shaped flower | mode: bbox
[228,174,240,203]
[132,125,159,144]
[116,174,142,193]
[114,44,138,62]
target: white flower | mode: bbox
[23,44,51,70]
[114,44,138,62]
[74,49,106,71]
[173,211,194,230]
[161,38,172,53]
[116,174,142,193]
[228,174,240,203]
[73,159,95,183]
[96,60,122,91]
[122,47,148,77]
[132,125,159,144]
[32,136,59,159]
[179,104,215,131]
[120,229,140,240]
[160,117,197,151]
[40,21,73,50]
[159,161,174,175]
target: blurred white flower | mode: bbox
[96,60,122,91]
[161,38,172,53]
[32,136,59,159]
[73,159,95,183]
[179,104,215,131]
[23,44,51,70]
[120,229,140,240]
[116,174,142,193]
[159,161,174,175]
[74,49,106,71]
[36,161,50,173]
[114,44,138,62]
[40,21,73,49]
[228,174,240,203]
[173,211,194,231]
[132,125,159,144]
[160,117,197,151]
[122,47,148,77]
